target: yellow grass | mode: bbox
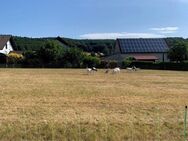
[0,69,188,141]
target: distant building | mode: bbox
[106,38,169,62]
[0,35,14,55]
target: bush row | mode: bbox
[122,61,188,71]
[3,57,188,71]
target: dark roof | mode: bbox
[117,38,169,53]
[0,35,11,50]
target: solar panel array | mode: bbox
[118,38,169,53]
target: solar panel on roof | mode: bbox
[118,38,169,53]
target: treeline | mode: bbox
[12,36,66,51]
[12,36,116,56]
[22,41,101,68]
[56,37,115,56]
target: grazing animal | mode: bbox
[112,67,121,74]
[126,67,134,71]
[92,67,98,72]
[105,69,110,74]
[86,67,97,74]
[126,66,137,71]
[86,68,93,74]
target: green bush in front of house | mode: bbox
[122,57,135,68]
[83,55,101,68]
[7,52,24,65]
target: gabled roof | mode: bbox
[0,35,12,50]
[117,38,169,53]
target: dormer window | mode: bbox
[5,44,7,49]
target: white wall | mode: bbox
[0,40,14,55]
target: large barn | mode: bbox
[106,38,170,62]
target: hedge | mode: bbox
[124,61,188,71]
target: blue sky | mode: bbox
[0,0,188,39]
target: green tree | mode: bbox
[102,46,110,56]
[61,48,84,68]
[23,51,42,67]
[168,42,188,62]
[37,41,64,65]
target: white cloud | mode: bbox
[80,32,165,39]
[150,27,179,34]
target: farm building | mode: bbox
[0,35,14,55]
[106,38,170,62]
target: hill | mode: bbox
[11,36,116,56]
[12,36,67,51]
[57,37,116,56]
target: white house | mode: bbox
[0,35,14,55]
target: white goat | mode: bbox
[112,67,121,74]
[92,67,98,72]
[126,66,138,71]
[86,67,97,74]
[86,68,92,74]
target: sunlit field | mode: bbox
[0,69,188,141]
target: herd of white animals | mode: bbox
[86,66,139,74]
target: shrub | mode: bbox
[131,61,188,71]
[99,60,109,68]
[7,53,24,65]
[83,55,101,68]
[61,48,84,68]
[122,57,135,68]
[37,41,64,65]
[109,60,118,68]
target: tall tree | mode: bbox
[61,48,84,68]
[37,41,63,65]
[168,41,188,62]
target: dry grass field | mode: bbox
[0,69,188,141]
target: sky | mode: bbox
[0,0,188,39]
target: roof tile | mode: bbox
[0,35,11,50]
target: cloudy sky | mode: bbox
[0,0,188,39]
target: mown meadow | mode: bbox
[0,69,187,141]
